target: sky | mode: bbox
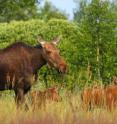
[42,0,76,20]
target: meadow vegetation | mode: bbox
[0,0,117,123]
[0,89,117,124]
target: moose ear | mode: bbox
[37,36,45,46]
[52,35,62,45]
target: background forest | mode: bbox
[0,0,117,90]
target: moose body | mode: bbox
[0,37,67,106]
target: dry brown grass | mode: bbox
[81,85,117,111]
[0,91,117,124]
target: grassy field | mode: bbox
[0,90,117,124]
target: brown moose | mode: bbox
[0,37,67,106]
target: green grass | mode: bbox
[0,91,117,124]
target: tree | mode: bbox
[74,0,117,83]
[0,0,40,22]
[38,1,68,21]
[73,0,88,23]
[0,0,68,22]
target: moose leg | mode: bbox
[14,74,33,109]
[15,88,25,107]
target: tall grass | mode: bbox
[0,91,117,124]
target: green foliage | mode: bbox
[73,0,88,23]
[0,0,67,23]
[38,1,68,21]
[0,0,40,22]
[74,0,117,84]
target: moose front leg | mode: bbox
[15,88,25,107]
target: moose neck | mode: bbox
[31,46,47,73]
